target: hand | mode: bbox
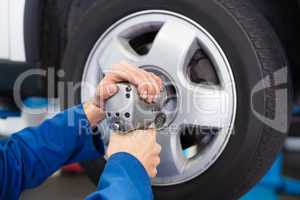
[106,129,162,178]
[94,61,164,109]
[84,62,163,127]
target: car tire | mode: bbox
[61,0,291,199]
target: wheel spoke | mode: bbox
[98,36,140,72]
[142,20,198,83]
[175,85,232,129]
[156,130,187,178]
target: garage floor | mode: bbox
[18,170,300,200]
[20,171,96,200]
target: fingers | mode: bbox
[109,127,161,178]
[149,168,158,178]
[99,79,119,98]
[149,72,164,93]
[148,157,160,178]
[119,62,154,102]
[94,78,118,107]
[115,61,164,103]
[148,147,161,178]
[137,71,162,103]
[154,143,162,154]
[154,156,161,166]
[144,73,161,103]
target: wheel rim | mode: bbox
[81,10,237,186]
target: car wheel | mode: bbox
[61,0,291,199]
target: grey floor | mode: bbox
[20,171,96,200]
[18,170,300,200]
[0,156,298,200]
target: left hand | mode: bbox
[106,129,161,178]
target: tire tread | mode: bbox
[218,0,288,198]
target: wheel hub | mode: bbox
[141,65,179,129]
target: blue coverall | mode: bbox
[0,105,153,200]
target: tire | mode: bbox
[61,0,291,199]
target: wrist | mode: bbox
[83,101,106,127]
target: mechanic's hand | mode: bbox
[84,62,163,126]
[106,129,162,178]
[94,61,163,109]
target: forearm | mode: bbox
[0,104,104,199]
[86,153,153,200]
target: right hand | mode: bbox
[86,62,163,126]
[106,129,162,178]
[94,62,163,110]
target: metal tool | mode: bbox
[105,83,168,133]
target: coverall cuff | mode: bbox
[73,104,105,158]
[103,152,152,191]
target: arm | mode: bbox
[0,62,163,200]
[86,153,153,200]
[86,129,160,200]
[0,104,104,200]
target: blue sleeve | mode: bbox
[86,152,153,200]
[0,105,104,200]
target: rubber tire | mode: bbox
[61,0,291,199]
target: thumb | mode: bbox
[94,82,118,108]
[106,84,118,97]
[100,82,118,101]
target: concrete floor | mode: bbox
[18,171,300,200]
[20,172,96,200]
